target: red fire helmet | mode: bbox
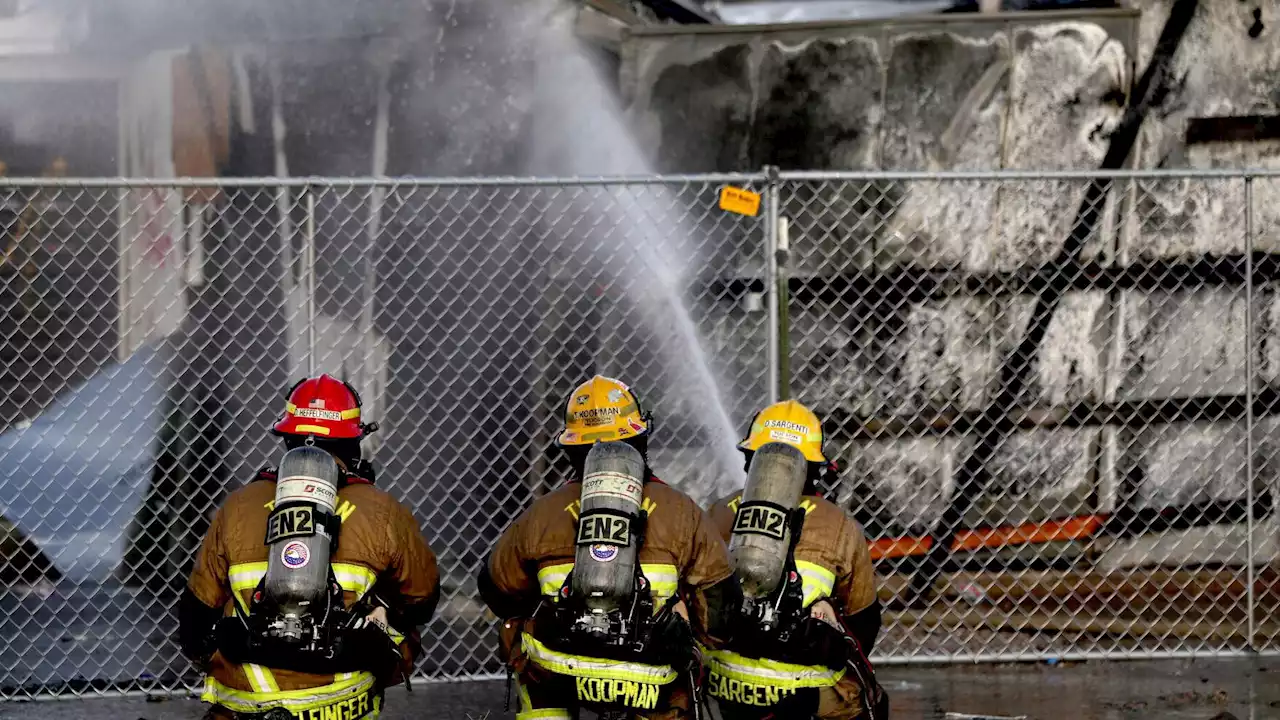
[271,374,368,440]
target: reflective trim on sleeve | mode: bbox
[643,564,679,602]
[521,633,677,685]
[332,562,378,597]
[228,562,268,594]
[201,671,376,715]
[215,560,280,695]
[333,561,406,646]
[795,560,836,608]
[701,646,845,690]
[537,563,573,596]
[535,562,679,603]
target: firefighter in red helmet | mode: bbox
[179,374,440,720]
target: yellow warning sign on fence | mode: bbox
[719,186,761,217]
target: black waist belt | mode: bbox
[537,626,665,667]
[223,633,364,677]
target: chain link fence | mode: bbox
[0,175,767,699]
[780,170,1280,663]
[0,170,1278,699]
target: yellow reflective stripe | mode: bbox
[522,633,677,685]
[518,681,533,712]
[243,663,279,693]
[229,562,268,592]
[200,672,376,714]
[230,561,377,598]
[537,563,573,596]
[701,646,844,690]
[795,560,835,608]
[643,564,679,602]
[228,562,267,615]
[332,562,378,597]
[517,710,572,720]
[536,563,679,601]
[295,424,332,435]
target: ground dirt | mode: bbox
[0,657,1275,719]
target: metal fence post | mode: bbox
[776,216,792,402]
[1245,174,1256,651]
[305,187,317,376]
[764,166,781,404]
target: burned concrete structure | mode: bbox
[618,2,1280,576]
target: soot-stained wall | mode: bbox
[620,4,1280,539]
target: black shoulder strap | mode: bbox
[787,506,807,556]
[774,507,809,622]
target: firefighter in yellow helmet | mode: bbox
[703,400,887,720]
[478,375,742,719]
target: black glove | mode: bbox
[653,610,699,672]
[338,614,404,685]
[177,588,223,668]
[873,686,890,719]
[348,459,377,484]
[213,615,254,665]
[797,617,850,670]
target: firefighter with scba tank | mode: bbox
[478,375,743,719]
[703,400,887,720]
[178,374,441,720]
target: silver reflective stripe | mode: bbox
[522,633,678,684]
[333,562,378,597]
[795,560,836,608]
[536,563,679,601]
[538,563,573,596]
[201,673,376,714]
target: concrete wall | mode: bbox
[619,3,1280,540]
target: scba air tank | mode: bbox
[262,445,341,640]
[729,441,807,598]
[571,441,646,614]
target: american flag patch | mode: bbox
[309,399,326,409]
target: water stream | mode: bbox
[523,2,747,498]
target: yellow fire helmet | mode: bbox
[738,399,827,463]
[556,375,653,447]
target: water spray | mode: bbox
[523,3,746,498]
